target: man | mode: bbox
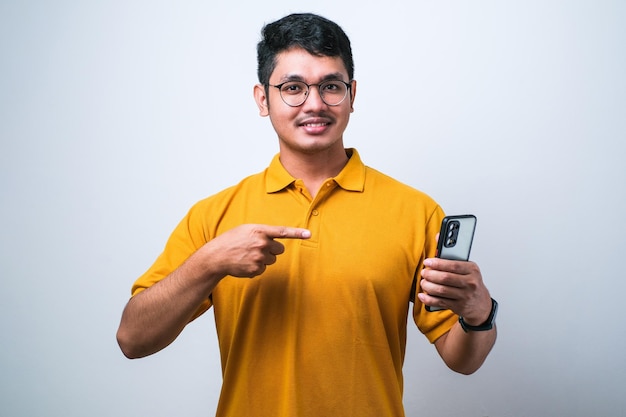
[117,12,497,417]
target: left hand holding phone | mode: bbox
[418,256,492,323]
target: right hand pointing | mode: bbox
[206,224,311,278]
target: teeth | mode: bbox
[304,123,327,127]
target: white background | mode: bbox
[1,1,625,416]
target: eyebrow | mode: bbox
[278,72,348,83]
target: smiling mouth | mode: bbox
[302,122,330,127]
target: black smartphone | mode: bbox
[425,214,477,312]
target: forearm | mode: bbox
[116,248,223,359]
[434,322,497,375]
[116,224,310,358]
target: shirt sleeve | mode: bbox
[412,204,459,343]
[131,200,213,319]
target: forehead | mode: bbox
[271,47,349,82]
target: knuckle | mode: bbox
[438,271,454,284]
[448,261,464,274]
[250,252,265,263]
[250,264,266,276]
[469,262,481,274]
[249,224,267,238]
[246,261,265,276]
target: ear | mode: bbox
[349,80,357,113]
[254,84,269,117]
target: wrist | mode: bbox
[459,298,498,332]
[461,300,492,326]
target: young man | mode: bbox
[117,13,497,417]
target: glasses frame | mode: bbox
[267,79,352,107]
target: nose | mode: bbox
[302,85,326,110]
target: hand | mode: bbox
[418,257,492,325]
[204,224,311,278]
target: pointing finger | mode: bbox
[261,225,312,240]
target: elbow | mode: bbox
[116,322,171,359]
[116,326,145,359]
[116,331,136,359]
[442,352,485,375]
[449,362,482,376]
[443,343,493,375]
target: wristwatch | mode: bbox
[459,298,498,332]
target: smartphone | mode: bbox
[436,214,477,261]
[425,214,477,312]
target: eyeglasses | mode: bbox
[267,80,352,107]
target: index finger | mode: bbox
[424,257,473,275]
[262,225,312,240]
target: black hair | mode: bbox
[256,13,354,85]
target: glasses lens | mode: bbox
[319,81,348,106]
[279,81,308,106]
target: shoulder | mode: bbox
[364,165,438,205]
[357,165,444,229]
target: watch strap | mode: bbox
[459,298,498,332]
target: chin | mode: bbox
[293,138,342,155]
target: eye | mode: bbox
[281,82,305,95]
[321,81,344,93]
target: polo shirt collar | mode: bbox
[265,148,366,193]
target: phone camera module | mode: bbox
[444,221,461,248]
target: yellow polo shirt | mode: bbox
[132,149,458,417]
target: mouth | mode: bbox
[298,117,333,133]
[302,122,330,127]
[300,122,331,136]
[299,117,331,126]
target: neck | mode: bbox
[279,147,349,198]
